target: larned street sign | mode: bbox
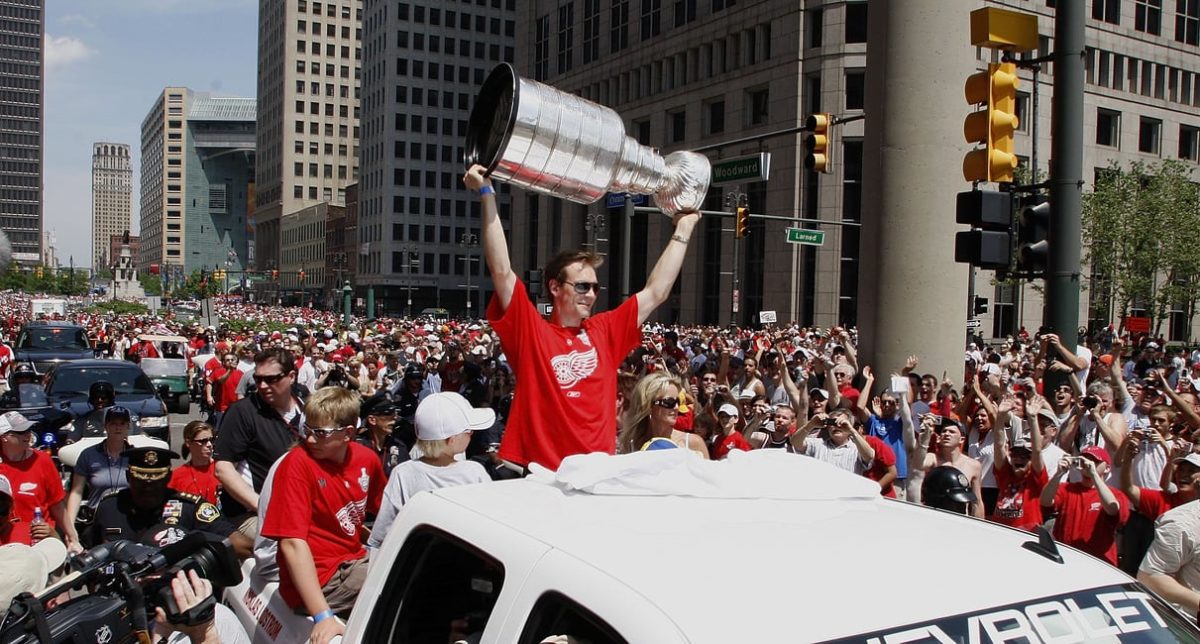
[966,318,982,329]
[711,153,771,185]
[605,192,650,209]
[785,228,825,246]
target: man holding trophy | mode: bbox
[462,64,711,473]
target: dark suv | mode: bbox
[14,321,95,375]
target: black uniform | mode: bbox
[354,433,410,478]
[87,488,237,548]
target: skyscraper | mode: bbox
[0,0,44,265]
[255,0,362,298]
[91,142,132,271]
[140,88,256,276]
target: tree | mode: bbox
[1082,159,1200,339]
[140,274,162,296]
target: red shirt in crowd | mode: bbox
[1136,488,1191,521]
[861,435,897,498]
[0,450,64,533]
[168,461,221,505]
[1050,483,1130,566]
[711,431,751,460]
[260,442,384,610]
[992,460,1048,531]
[0,343,13,378]
[488,279,640,470]
[209,368,243,412]
[0,518,31,546]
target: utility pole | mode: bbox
[725,191,747,327]
[1047,0,1084,340]
[401,243,418,317]
[460,232,478,318]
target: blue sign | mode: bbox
[605,193,650,209]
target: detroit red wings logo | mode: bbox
[551,347,598,389]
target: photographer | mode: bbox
[153,569,249,644]
[316,354,357,391]
[1039,447,1129,566]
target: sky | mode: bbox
[44,0,259,268]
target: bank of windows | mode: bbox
[1085,48,1200,107]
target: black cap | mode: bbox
[404,364,423,379]
[122,446,179,481]
[361,393,398,418]
[105,405,131,423]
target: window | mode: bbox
[674,0,696,26]
[1178,0,1200,44]
[583,0,600,63]
[1135,0,1162,33]
[1096,108,1120,147]
[1015,92,1031,133]
[667,109,686,142]
[641,0,661,40]
[1092,0,1120,24]
[845,71,865,110]
[557,3,574,74]
[611,0,629,52]
[1180,124,1200,161]
[845,2,868,44]
[712,0,735,10]
[806,8,823,48]
[518,592,628,644]
[1139,116,1162,154]
[704,99,725,135]
[534,14,550,80]
[747,87,769,125]
[633,118,651,145]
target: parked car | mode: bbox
[44,359,171,446]
[13,321,95,375]
[137,334,191,414]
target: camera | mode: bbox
[0,534,241,644]
[1082,395,1099,410]
[1070,457,1084,469]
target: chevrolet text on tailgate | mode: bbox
[230,450,1200,643]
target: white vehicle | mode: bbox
[227,450,1199,643]
[29,298,66,318]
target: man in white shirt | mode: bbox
[1138,500,1200,620]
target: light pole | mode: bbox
[459,232,478,318]
[725,191,747,327]
[400,243,419,317]
[342,280,352,326]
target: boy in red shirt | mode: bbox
[0,475,31,545]
[0,412,64,545]
[260,387,385,644]
[1040,446,1129,566]
[991,397,1048,531]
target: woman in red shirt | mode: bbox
[168,421,220,505]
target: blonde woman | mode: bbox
[617,372,709,458]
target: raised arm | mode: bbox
[779,355,804,418]
[853,366,875,424]
[899,389,916,454]
[1156,370,1200,429]
[464,165,517,312]
[838,330,859,374]
[1117,435,1142,508]
[900,355,919,404]
[635,211,701,325]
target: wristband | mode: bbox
[479,185,495,197]
[670,234,689,244]
[313,609,336,624]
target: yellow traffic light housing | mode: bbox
[735,207,749,239]
[963,62,1019,183]
[803,113,831,173]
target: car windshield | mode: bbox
[15,384,48,407]
[48,366,155,397]
[18,327,89,351]
[140,358,187,377]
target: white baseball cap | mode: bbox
[717,403,740,418]
[415,392,496,441]
[0,538,67,616]
[0,412,33,435]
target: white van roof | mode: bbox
[424,451,1131,642]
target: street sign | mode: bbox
[966,318,982,329]
[605,192,650,209]
[711,152,771,185]
[785,228,826,246]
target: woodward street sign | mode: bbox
[966,318,982,329]
[785,228,825,246]
[711,153,771,185]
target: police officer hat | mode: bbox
[122,446,179,482]
[921,465,977,514]
[361,393,398,418]
[404,364,423,379]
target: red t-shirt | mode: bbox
[260,442,384,610]
[992,460,1049,531]
[1050,483,1130,565]
[712,431,751,460]
[1136,488,1191,521]
[0,450,64,531]
[168,461,220,505]
[0,344,13,378]
[488,280,641,470]
[0,518,32,546]
[204,361,226,385]
[862,435,897,498]
[209,369,243,412]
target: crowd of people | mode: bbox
[0,168,1195,639]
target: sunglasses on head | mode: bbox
[651,398,679,410]
[563,280,601,294]
[255,372,288,385]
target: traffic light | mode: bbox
[34,266,42,278]
[963,62,1019,183]
[973,296,989,316]
[298,270,306,283]
[954,190,1012,269]
[734,207,749,239]
[1016,193,1049,275]
[803,113,831,173]
[526,269,543,298]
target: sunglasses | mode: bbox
[189,437,214,445]
[255,372,289,385]
[304,424,350,440]
[563,280,601,294]
[651,398,680,410]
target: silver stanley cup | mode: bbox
[465,64,710,216]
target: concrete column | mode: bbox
[857,0,977,380]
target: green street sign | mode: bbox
[711,152,771,185]
[786,228,825,246]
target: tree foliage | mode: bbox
[1082,159,1200,338]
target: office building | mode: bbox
[0,0,44,265]
[139,88,256,275]
[91,142,132,270]
[358,0,517,316]
[256,0,363,292]
[517,0,1200,334]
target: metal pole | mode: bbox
[621,198,633,299]
[342,281,352,326]
[1047,0,1084,341]
[366,286,375,321]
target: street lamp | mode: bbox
[400,243,419,317]
[342,280,352,326]
[459,232,478,318]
